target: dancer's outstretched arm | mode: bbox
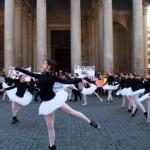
[9,67,40,79]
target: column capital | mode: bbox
[22,5,28,17]
[95,0,102,6]
[143,0,150,6]
[28,13,33,22]
[143,5,148,15]
[15,0,22,7]
[87,7,97,21]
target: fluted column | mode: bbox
[28,14,34,69]
[103,0,113,73]
[71,0,81,73]
[97,0,103,71]
[143,4,148,71]
[22,5,28,68]
[36,0,47,71]
[132,0,144,74]
[4,0,14,68]
[33,16,37,71]
[14,0,22,67]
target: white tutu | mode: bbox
[131,89,145,96]
[39,90,68,115]
[2,82,10,88]
[2,82,17,100]
[121,87,133,96]
[138,93,150,102]
[53,82,65,93]
[116,89,122,96]
[103,84,119,90]
[62,84,77,90]
[7,88,33,106]
[81,84,97,95]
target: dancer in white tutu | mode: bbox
[129,75,145,117]
[0,74,33,124]
[1,70,17,101]
[119,73,146,117]
[116,73,128,108]
[103,73,118,104]
[137,73,150,121]
[10,59,100,150]
[81,75,103,106]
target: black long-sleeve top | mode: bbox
[132,79,144,91]
[5,80,31,97]
[83,77,95,88]
[0,83,2,89]
[143,79,150,94]
[15,68,82,101]
[126,78,144,91]
[2,73,13,86]
[104,75,116,85]
[118,77,127,89]
[4,77,14,86]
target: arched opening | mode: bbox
[47,0,71,72]
[51,30,71,72]
[113,22,131,73]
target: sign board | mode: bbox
[74,65,95,79]
[8,67,32,81]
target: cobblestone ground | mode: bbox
[0,94,150,150]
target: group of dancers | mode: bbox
[0,59,100,150]
[1,60,150,149]
[94,72,150,122]
[57,71,150,123]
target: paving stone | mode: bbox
[0,94,150,150]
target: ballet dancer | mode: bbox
[9,59,100,150]
[0,74,33,124]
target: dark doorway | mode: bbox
[51,30,71,72]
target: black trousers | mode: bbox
[72,89,82,101]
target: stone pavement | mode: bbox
[0,94,150,150]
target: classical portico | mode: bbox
[0,0,150,74]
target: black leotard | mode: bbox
[5,80,31,97]
[15,68,82,101]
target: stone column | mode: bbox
[14,0,22,67]
[22,5,28,68]
[103,0,113,73]
[97,0,103,71]
[33,16,37,71]
[36,0,47,71]
[71,0,81,73]
[143,4,148,71]
[28,14,34,69]
[132,0,144,74]
[4,0,14,68]
[87,14,92,64]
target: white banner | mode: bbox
[74,65,95,79]
[8,67,32,81]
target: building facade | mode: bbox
[0,0,150,73]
